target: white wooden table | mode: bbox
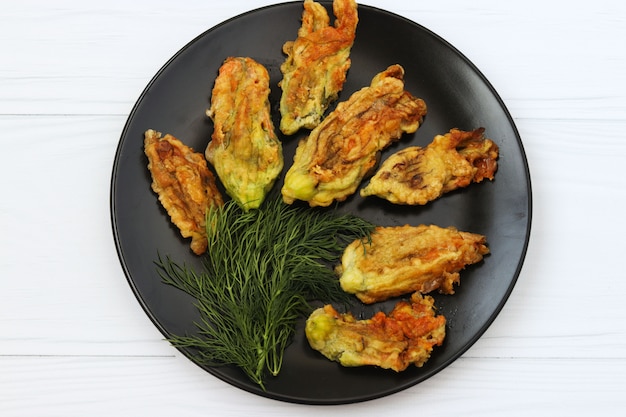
[2,0,625,415]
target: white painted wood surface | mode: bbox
[2,0,625,415]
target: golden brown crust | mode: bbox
[361,128,499,205]
[279,0,358,135]
[281,64,427,207]
[205,57,283,211]
[305,292,446,371]
[144,129,224,255]
[338,224,489,303]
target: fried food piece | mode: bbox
[144,129,224,255]
[337,224,489,303]
[206,57,283,211]
[361,128,498,205]
[305,292,446,371]
[279,0,358,135]
[281,65,427,207]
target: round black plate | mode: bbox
[111,1,532,405]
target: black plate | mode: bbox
[110,1,532,405]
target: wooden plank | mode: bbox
[1,115,625,358]
[1,1,624,119]
[2,356,625,415]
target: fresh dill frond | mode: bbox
[155,197,374,389]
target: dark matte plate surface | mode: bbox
[110,1,532,405]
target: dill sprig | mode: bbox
[156,197,374,389]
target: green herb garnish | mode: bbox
[156,197,374,389]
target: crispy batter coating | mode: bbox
[361,128,498,205]
[337,224,489,304]
[206,57,283,211]
[305,292,446,371]
[279,0,358,135]
[281,64,427,207]
[144,129,224,255]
